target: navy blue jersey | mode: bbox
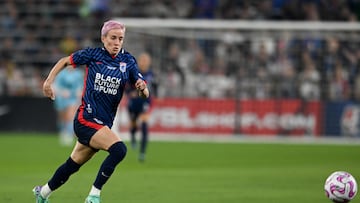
[70,47,144,128]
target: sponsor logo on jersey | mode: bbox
[119,62,127,73]
[94,73,121,95]
[93,118,104,124]
[86,104,92,114]
[107,66,117,70]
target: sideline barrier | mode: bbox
[0,96,57,132]
[115,98,323,136]
[1,96,358,137]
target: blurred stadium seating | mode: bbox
[1,0,360,137]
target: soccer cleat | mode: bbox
[85,195,100,203]
[32,186,49,203]
[131,141,137,150]
[138,153,145,162]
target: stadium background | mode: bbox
[1,0,360,138]
[0,1,359,203]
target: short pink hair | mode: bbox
[101,20,125,36]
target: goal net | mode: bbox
[118,18,360,101]
[114,18,360,137]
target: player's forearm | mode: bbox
[43,56,72,100]
[46,56,71,83]
[135,78,149,98]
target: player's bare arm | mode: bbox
[135,79,149,98]
[43,56,72,100]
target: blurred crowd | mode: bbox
[1,0,360,101]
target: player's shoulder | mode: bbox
[119,49,136,62]
[146,69,154,75]
[143,69,155,77]
[120,48,132,56]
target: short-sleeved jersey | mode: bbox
[54,67,84,111]
[70,47,144,128]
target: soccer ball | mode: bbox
[324,171,358,203]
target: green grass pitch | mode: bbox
[0,133,359,203]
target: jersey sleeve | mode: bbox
[69,48,93,68]
[128,56,145,85]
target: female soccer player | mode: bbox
[126,52,157,162]
[53,67,84,146]
[33,20,149,203]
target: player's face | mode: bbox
[138,53,151,73]
[102,28,125,56]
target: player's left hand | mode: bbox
[135,79,146,91]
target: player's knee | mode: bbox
[108,141,127,163]
[66,157,82,173]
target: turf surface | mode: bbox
[0,133,359,203]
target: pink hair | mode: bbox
[101,20,125,36]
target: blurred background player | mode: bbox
[53,66,84,146]
[126,52,157,162]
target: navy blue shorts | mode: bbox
[73,111,104,148]
[128,98,150,121]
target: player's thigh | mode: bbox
[90,126,122,151]
[128,110,139,126]
[139,112,150,122]
[70,141,97,164]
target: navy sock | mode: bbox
[140,122,148,154]
[130,127,137,146]
[93,142,127,190]
[48,157,81,191]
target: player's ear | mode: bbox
[101,35,106,43]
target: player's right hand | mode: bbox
[43,79,55,100]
